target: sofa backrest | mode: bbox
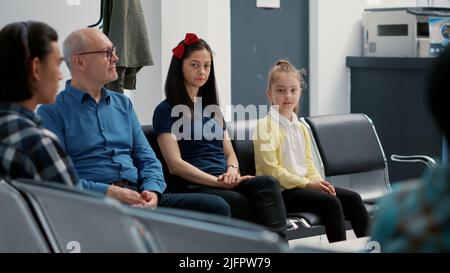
[304,114,391,203]
[226,120,259,176]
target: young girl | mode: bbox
[152,33,287,238]
[253,60,369,243]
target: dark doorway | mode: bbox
[231,0,310,118]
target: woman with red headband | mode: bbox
[153,33,288,239]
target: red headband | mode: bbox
[172,33,200,59]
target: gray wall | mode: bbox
[132,0,162,125]
[231,0,309,118]
[417,0,450,7]
[0,0,101,92]
[0,0,163,126]
[348,57,442,182]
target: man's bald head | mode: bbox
[63,28,110,71]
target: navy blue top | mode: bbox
[38,81,166,195]
[153,100,227,177]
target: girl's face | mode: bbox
[267,72,301,118]
[182,48,211,91]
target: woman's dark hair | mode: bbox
[0,21,58,102]
[164,38,219,110]
[428,44,450,140]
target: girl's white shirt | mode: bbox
[269,107,307,178]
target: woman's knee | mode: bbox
[255,176,280,190]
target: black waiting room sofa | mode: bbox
[142,113,435,241]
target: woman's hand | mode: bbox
[238,175,254,183]
[217,173,255,190]
[218,167,240,189]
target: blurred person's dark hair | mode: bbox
[0,21,58,102]
[428,44,450,142]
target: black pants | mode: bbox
[173,176,287,237]
[159,193,231,217]
[282,187,369,243]
[126,184,231,217]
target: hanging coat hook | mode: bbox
[88,0,104,28]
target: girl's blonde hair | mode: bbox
[267,60,307,113]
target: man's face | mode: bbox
[78,31,118,85]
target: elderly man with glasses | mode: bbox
[37,28,231,216]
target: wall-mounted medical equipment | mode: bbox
[363,7,450,57]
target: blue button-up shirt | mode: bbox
[38,81,166,195]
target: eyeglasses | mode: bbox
[77,46,117,61]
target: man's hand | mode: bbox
[139,191,159,209]
[107,185,146,206]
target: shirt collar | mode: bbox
[269,106,300,129]
[0,102,42,125]
[65,80,111,104]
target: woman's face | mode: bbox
[182,48,212,91]
[32,41,63,104]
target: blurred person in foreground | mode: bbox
[371,44,450,253]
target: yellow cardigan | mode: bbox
[253,115,322,190]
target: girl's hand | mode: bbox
[306,181,335,195]
[321,181,336,196]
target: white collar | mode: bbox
[269,107,300,129]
